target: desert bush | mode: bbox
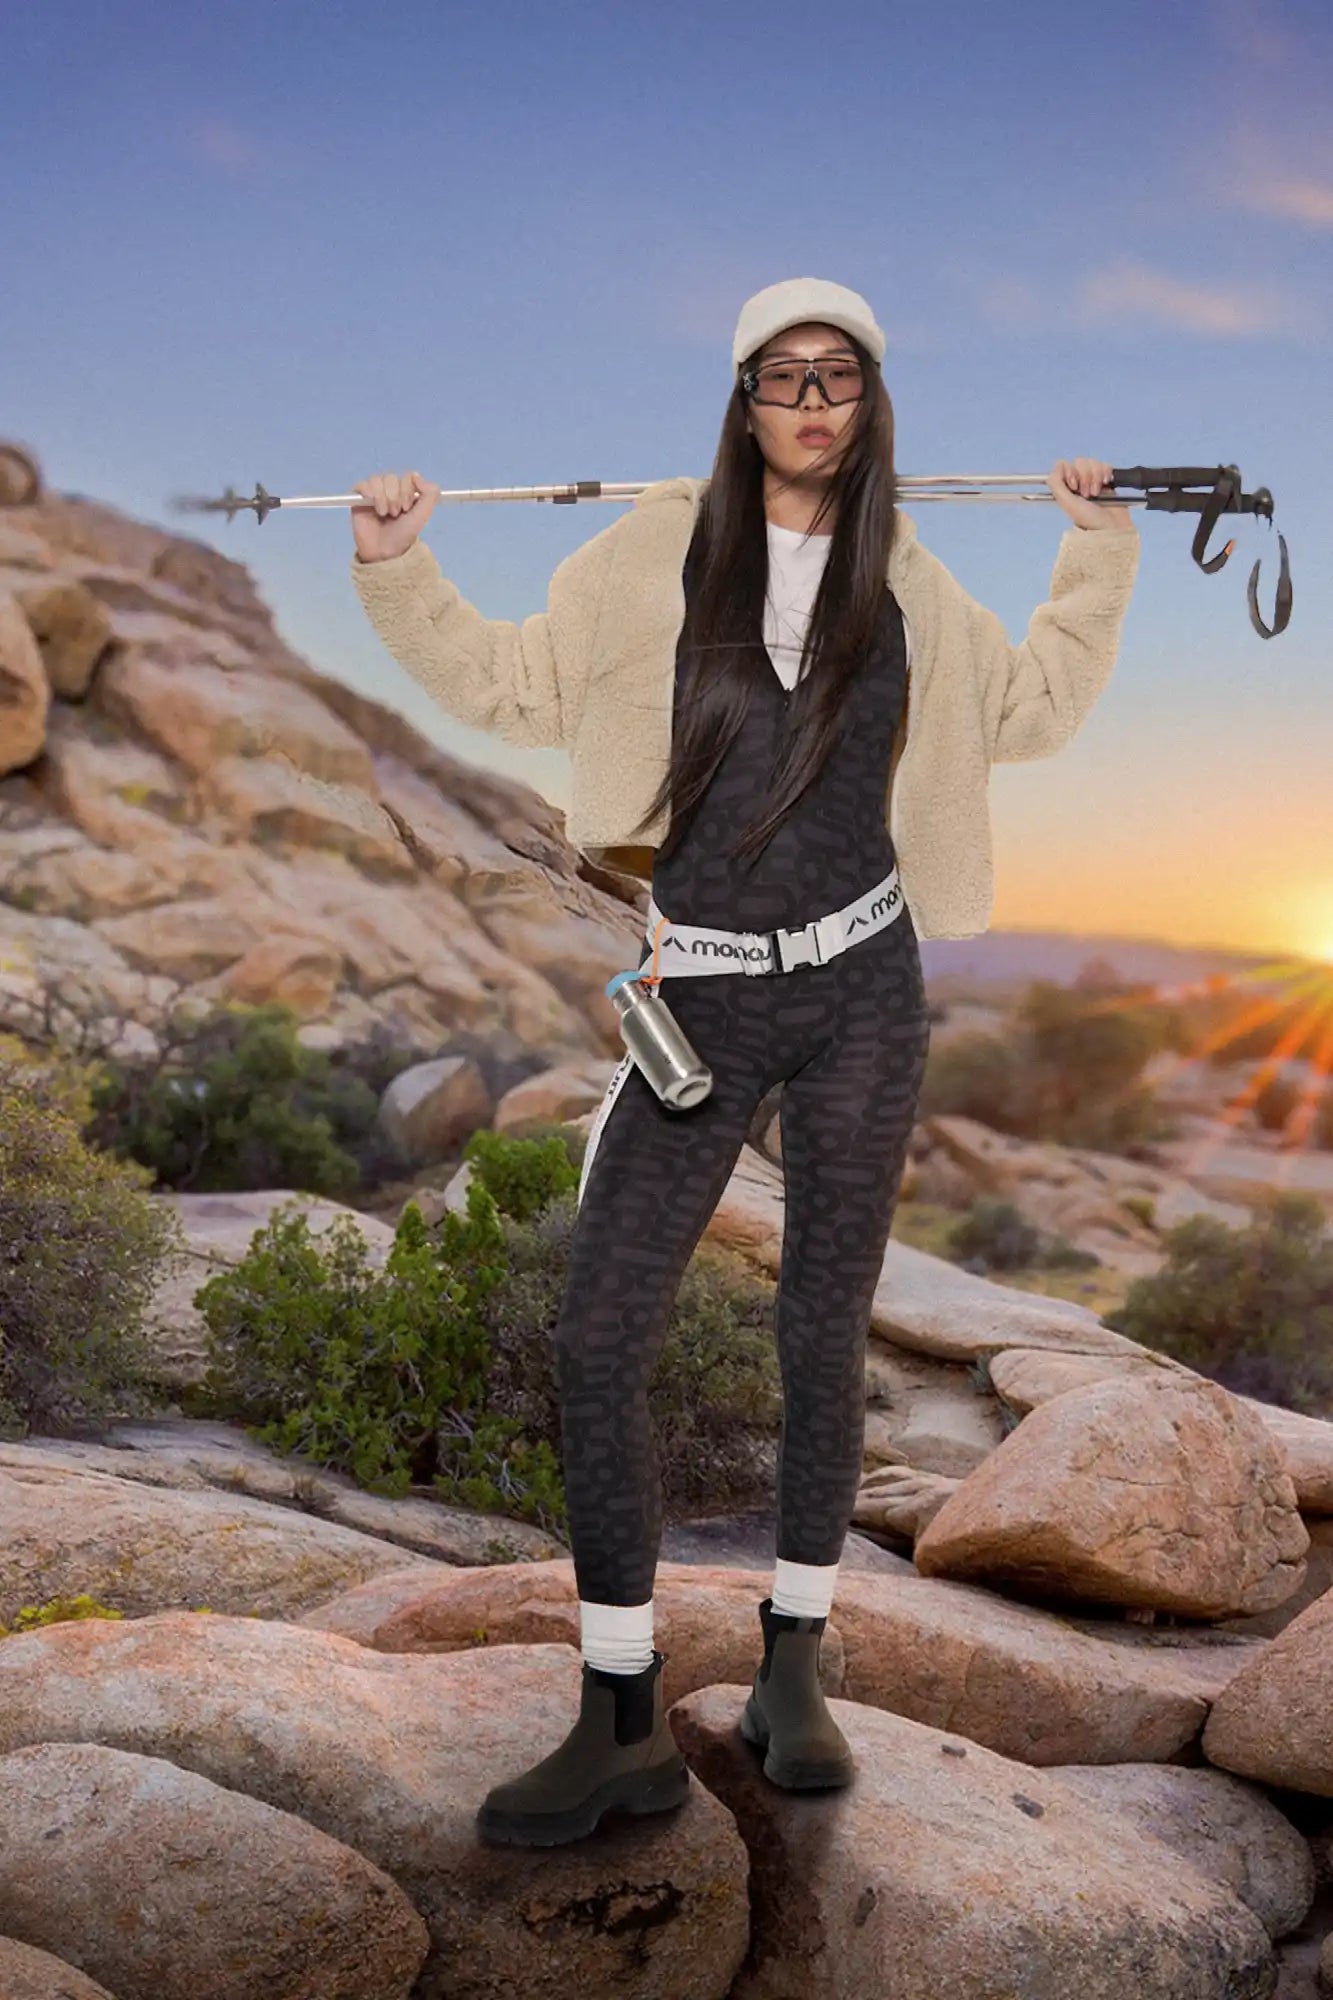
[321,1017,423,1102]
[945,1198,1100,1275]
[86,1000,414,1197]
[0,1042,183,1433]
[1039,1235,1101,1271]
[918,980,1172,1154]
[462,1125,578,1222]
[946,1198,1041,1271]
[1013,980,1167,1151]
[919,1032,1025,1130]
[492,1116,588,1171]
[195,1190,509,1497]
[194,1128,783,1535]
[1102,1188,1333,1415]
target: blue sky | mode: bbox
[6,0,1331,957]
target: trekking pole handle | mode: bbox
[1111,466,1238,489]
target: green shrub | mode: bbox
[85,1002,415,1198]
[195,1128,784,1538]
[946,1198,1041,1271]
[919,1032,1024,1130]
[1014,980,1166,1151]
[919,982,1173,1154]
[1039,1235,1101,1271]
[486,1116,588,1172]
[462,1125,578,1223]
[196,1188,507,1496]
[0,1046,183,1433]
[944,1198,1101,1276]
[1102,1189,1333,1414]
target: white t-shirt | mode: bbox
[763,517,913,688]
[764,518,829,691]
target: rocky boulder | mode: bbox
[0,1740,429,2000]
[913,1372,1309,1617]
[0,463,648,1067]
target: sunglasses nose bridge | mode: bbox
[796,365,831,411]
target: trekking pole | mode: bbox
[169,461,1292,637]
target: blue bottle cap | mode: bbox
[606,968,651,999]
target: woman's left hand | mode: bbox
[1048,457,1135,531]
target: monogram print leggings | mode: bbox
[550,903,931,1608]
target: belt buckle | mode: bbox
[775,909,847,973]
[774,920,820,973]
[742,929,778,975]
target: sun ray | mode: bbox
[1016,953,1333,1178]
[1178,983,1333,1183]
[1271,1002,1333,1168]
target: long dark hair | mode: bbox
[628,330,899,865]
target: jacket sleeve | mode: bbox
[347,514,622,750]
[918,524,1141,762]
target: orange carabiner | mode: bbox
[641,913,670,988]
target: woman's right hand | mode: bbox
[351,469,440,563]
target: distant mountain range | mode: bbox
[919,929,1312,998]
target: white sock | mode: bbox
[771,1556,839,1620]
[579,1597,655,1675]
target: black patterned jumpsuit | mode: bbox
[552,526,932,1607]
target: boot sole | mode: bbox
[476,1756,690,1847]
[739,1694,855,1790]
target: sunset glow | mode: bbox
[1076,958,1333,1177]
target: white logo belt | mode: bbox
[638,865,904,978]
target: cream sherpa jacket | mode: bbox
[349,474,1140,939]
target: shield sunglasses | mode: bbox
[739,356,866,406]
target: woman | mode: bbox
[350,277,1139,1848]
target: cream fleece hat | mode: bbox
[732,277,886,377]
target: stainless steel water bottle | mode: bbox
[606,969,713,1109]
